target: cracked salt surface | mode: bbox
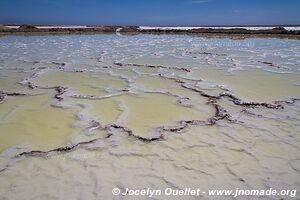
[0,34,300,199]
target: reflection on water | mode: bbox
[0,34,300,199]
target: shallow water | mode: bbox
[0,34,300,200]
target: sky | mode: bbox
[0,0,300,26]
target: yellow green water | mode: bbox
[190,68,300,102]
[0,94,80,151]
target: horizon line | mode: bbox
[2,23,300,27]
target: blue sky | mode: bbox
[0,0,299,26]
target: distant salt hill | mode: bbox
[4,25,92,29]
[139,26,300,31]
[3,25,300,31]
[1,25,299,37]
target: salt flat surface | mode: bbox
[0,34,300,199]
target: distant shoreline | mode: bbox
[1,25,300,38]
